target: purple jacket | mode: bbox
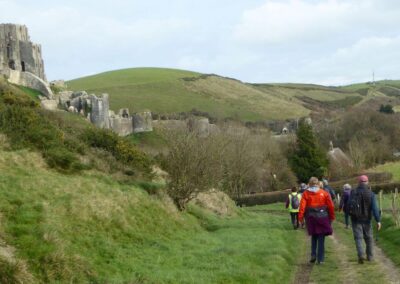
[339,189,351,213]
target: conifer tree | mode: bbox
[289,121,329,182]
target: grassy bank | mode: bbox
[0,148,305,283]
[372,162,400,182]
[377,217,400,266]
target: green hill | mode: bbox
[67,68,311,121]
[68,68,400,122]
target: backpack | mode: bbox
[291,193,300,209]
[324,185,336,201]
[348,189,371,219]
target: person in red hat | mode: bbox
[348,175,382,264]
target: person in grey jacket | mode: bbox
[349,175,382,264]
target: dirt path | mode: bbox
[293,230,313,284]
[294,221,400,284]
[326,222,400,284]
[328,232,358,284]
[373,242,400,284]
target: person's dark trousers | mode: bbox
[344,212,350,227]
[311,234,325,262]
[290,212,299,229]
[352,222,374,260]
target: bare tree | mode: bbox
[159,128,224,210]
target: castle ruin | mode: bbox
[0,23,52,97]
[58,91,153,136]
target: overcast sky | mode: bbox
[1,0,399,85]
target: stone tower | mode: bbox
[0,23,46,80]
[89,93,110,129]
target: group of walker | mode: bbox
[286,175,381,265]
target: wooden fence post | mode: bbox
[379,190,383,217]
[392,189,400,227]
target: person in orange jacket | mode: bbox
[299,177,335,264]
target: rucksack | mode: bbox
[291,193,300,209]
[348,189,371,219]
[324,185,336,201]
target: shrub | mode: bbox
[81,127,119,152]
[159,129,223,210]
[81,127,152,176]
[235,190,291,206]
[379,104,394,114]
[43,147,85,172]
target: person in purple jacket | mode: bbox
[339,183,352,229]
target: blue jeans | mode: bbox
[311,234,325,262]
[352,222,373,259]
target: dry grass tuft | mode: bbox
[191,189,238,217]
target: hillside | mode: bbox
[68,68,400,122]
[0,144,310,283]
[67,68,310,121]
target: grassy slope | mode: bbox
[254,83,361,102]
[341,80,400,91]
[372,162,400,182]
[0,148,303,283]
[69,68,396,122]
[67,68,310,121]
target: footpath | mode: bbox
[252,204,400,284]
[293,219,400,284]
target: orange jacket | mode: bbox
[298,188,335,223]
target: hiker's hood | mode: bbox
[307,186,320,193]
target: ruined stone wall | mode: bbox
[109,115,134,136]
[90,94,110,129]
[0,24,46,80]
[133,111,153,133]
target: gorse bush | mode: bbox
[0,78,152,176]
[0,83,82,172]
[81,127,152,176]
